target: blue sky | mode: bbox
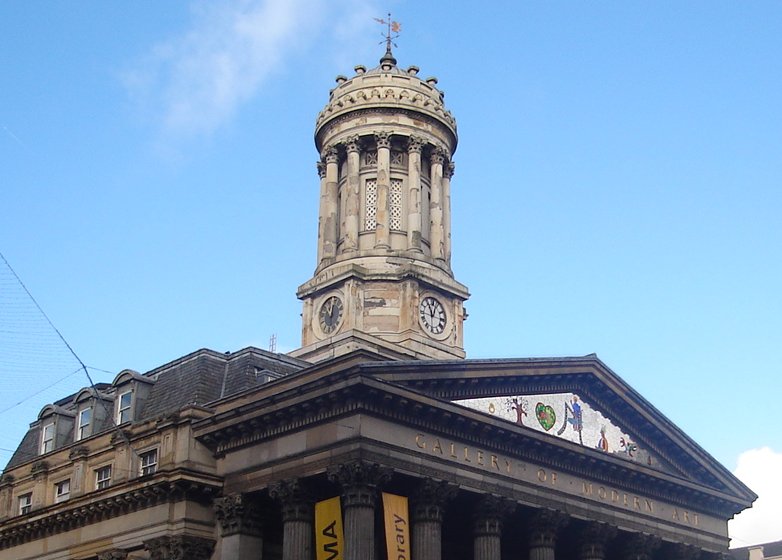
[1,0,780,546]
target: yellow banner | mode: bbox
[382,492,410,560]
[315,497,344,560]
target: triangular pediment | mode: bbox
[364,354,756,507]
[452,391,675,474]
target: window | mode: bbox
[95,465,112,490]
[365,179,377,230]
[40,422,55,454]
[77,407,91,440]
[140,449,158,476]
[55,479,70,503]
[117,391,132,424]
[390,178,402,230]
[18,493,32,515]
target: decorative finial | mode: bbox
[373,12,401,66]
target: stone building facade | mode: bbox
[0,48,755,560]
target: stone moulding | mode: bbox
[0,479,219,550]
[194,374,740,519]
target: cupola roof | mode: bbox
[314,48,457,149]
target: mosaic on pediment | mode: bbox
[454,392,666,472]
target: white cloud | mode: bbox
[123,0,378,140]
[729,447,782,548]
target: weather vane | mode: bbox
[374,13,401,52]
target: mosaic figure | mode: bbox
[508,397,527,426]
[597,426,609,452]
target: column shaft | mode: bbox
[374,132,391,249]
[316,161,327,264]
[442,161,454,265]
[344,500,375,560]
[406,137,424,252]
[429,148,445,260]
[283,515,313,560]
[343,136,361,252]
[323,146,340,259]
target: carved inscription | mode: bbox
[412,434,703,529]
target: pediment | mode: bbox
[364,354,755,505]
[452,391,673,474]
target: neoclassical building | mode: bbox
[0,47,755,560]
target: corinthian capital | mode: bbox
[430,146,445,166]
[472,494,516,537]
[327,460,392,508]
[619,532,661,560]
[445,161,455,179]
[411,478,458,523]
[323,145,339,164]
[344,134,361,154]
[528,508,569,548]
[374,131,392,149]
[269,478,314,522]
[214,493,263,537]
[578,521,617,560]
[144,536,215,560]
[97,551,128,560]
[316,160,326,179]
[407,136,425,154]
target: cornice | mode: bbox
[0,472,221,550]
[193,370,747,518]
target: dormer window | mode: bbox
[117,391,133,424]
[77,408,91,440]
[40,423,54,454]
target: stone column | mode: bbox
[214,493,264,560]
[619,533,661,560]
[316,160,327,264]
[577,521,616,560]
[322,146,340,260]
[343,135,361,252]
[411,479,458,560]
[374,132,392,249]
[97,550,128,560]
[270,479,314,560]
[473,495,515,560]
[429,147,445,261]
[327,460,392,560]
[527,509,568,560]
[406,136,425,252]
[144,535,215,560]
[442,160,454,265]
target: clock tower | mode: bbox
[292,47,469,362]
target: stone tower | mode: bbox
[292,48,469,362]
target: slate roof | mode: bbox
[3,347,308,471]
[732,541,782,559]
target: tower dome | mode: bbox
[294,49,469,362]
[314,48,457,156]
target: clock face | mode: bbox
[318,295,344,334]
[419,296,446,335]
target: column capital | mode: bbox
[445,161,455,179]
[214,492,263,537]
[97,550,128,560]
[527,508,569,548]
[374,131,392,149]
[411,478,458,523]
[344,135,361,153]
[578,521,617,560]
[429,146,445,165]
[144,535,215,560]
[269,478,314,522]
[407,135,426,154]
[619,532,662,560]
[327,460,392,508]
[472,495,515,537]
[316,160,326,178]
[323,145,339,164]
